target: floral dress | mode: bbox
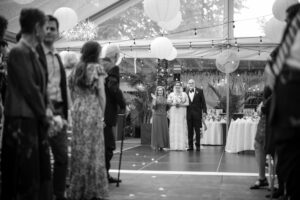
[68,63,108,199]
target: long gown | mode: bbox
[151,97,169,149]
[168,92,189,150]
[68,63,109,199]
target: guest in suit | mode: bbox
[1,8,52,200]
[36,15,69,200]
[186,79,207,151]
[102,44,126,183]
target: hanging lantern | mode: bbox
[216,50,240,74]
[13,0,34,4]
[166,47,177,61]
[272,0,298,21]
[143,0,180,22]
[264,17,286,43]
[150,37,173,59]
[53,7,78,32]
[158,12,182,31]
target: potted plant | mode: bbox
[127,72,157,144]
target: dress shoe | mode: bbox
[187,148,194,151]
[108,176,122,184]
[196,147,200,151]
[249,178,268,189]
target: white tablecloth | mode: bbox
[202,120,225,145]
[225,119,259,153]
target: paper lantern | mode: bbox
[13,0,34,4]
[272,0,298,21]
[158,12,182,31]
[216,50,240,74]
[54,7,78,32]
[166,47,177,61]
[150,37,173,59]
[264,17,286,43]
[144,0,180,22]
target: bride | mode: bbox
[167,82,189,150]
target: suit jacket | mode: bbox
[36,44,69,120]
[186,88,207,120]
[5,40,47,119]
[104,66,126,126]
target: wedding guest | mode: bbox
[167,81,189,150]
[151,86,169,151]
[268,3,300,199]
[186,79,207,151]
[68,41,108,199]
[36,15,69,200]
[250,87,272,190]
[102,44,126,183]
[1,8,52,200]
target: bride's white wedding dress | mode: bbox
[167,91,189,150]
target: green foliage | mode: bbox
[208,83,256,117]
[128,72,157,124]
[97,0,246,40]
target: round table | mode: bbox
[202,120,226,145]
[225,118,259,153]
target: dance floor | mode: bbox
[108,139,269,200]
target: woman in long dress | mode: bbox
[68,41,109,200]
[167,82,189,150]
[151,86,169,151]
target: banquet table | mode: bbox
[202,120,226,145]
[225,118,259,153]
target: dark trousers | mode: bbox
[275,128,300,200]
[104,125,116,177]
[187,115,202,149]
[49,101,68,198]
[1,117,51,200]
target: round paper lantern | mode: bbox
[264,17,286,43]
[144,0,180,22]
[54,7,78,32]
[158,12,182,31]
[166,47,177,61]
[150,37,173,59]
[216,50,240,74]
[13,0,34,4]
[272,0,298,21]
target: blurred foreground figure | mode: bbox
[268,3,300,200]
[1,8,52,200]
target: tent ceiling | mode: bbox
[2,0,142,41]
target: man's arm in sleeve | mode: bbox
[201,89,207,114]
[106,76,126,110]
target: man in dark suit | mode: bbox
[102,44,126,183]
[1,8,52,200]
[35,15,69,200]
[186,79,207,151]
